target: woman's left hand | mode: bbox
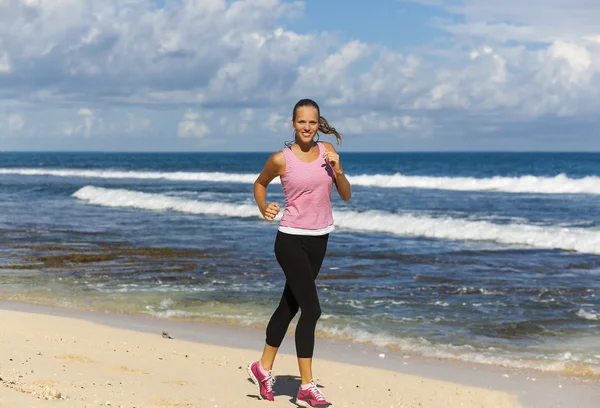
[324,151,344,176]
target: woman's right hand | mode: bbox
[261,202,280,221]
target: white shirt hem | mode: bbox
[278,224,335,236]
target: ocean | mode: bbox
[0,151,599,376]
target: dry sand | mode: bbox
[0,305,597,408]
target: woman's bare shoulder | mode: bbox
[321,141,337,152]
[265,150,285,176]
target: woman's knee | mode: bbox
[301,305,321,322]
[273,303,299,323]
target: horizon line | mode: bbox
[2,150,600,154]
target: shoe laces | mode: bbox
[262,372,276,393]
[307,382,325,401]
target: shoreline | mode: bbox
[1,300,598,407]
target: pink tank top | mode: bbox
[279,142,335,230]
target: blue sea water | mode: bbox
[0,151,599,375]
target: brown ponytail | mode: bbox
[318,116,342,145]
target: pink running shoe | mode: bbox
[247,361,275,401]
[296,382,332,407]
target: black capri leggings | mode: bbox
[265,231,329,358]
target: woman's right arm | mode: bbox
[254,152,285,221]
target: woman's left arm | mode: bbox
[323,142,352,202]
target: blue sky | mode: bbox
[1,0,599,152]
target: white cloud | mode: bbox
[178,111,211,138]
[406,0,600,43]
[240,109,254,122]
[265,112,288,133]
[0,53,10,73]
[336,112,434,137]
[79,108,94,137]
[0,0,599,149]
[1,113,25,136]
[549,41,593,73]
[397,1,600,121]
[123,113,151,134]
[407,41,600,119]
[0,0,313,106]
[293,40,372,104]
[235,109,254,133]
[62,108,98,137]
[8,114,24,133]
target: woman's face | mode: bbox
[292,106,319,145]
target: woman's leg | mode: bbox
[260,232,328,382]
[249,233,301,401]
[274,233,325,358]
[260,281,299,369]
[296,234,329,384]
[260,232,302,369]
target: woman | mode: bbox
[248,99,351,407]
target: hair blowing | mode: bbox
[287,99,342,147]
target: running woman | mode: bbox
[248,99,351,407]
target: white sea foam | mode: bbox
[73,186,600,255]
[349,173,600,194]
[5,168,600,194]
[73,185,264,219]
[145,309,199,319]
[318,325,600,374]
[373,300,408,305]
[333,209,600,255]
[576,309,599,320]
[159,298,174,309]
[0,168,259,184]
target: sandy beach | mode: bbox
[0,302,598,408]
